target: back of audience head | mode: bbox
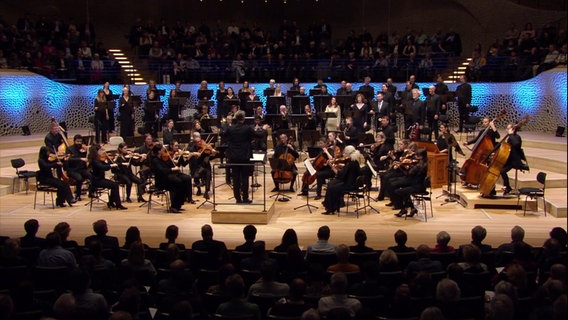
[335,244,350,262]
[252,240,266,258]
[68,268,91,295]
[45,231,62,248]
[471,225,487,243]
[170,300,193,320]
[329,272,348,294]
[462,244,481,264]
[436,231,451,247]
[24,219,40,236]
[436,278,460,302]
[54,222,72,241]
[243,224,257,242]
[109,311,133,320]
[487,294,514,320]
[128,241,146,266]
[354,229,367,246]
[165,225,179,243]
[549,227,567,248]
[201,224,214,240]
[379,249,398,269]
[93,219,109,236]
[494,280,518,302]
[394,229,409,246]
[289,278,307,301]
[260,259,276,281]
[124,226,141,247]
[416,244,431,259]
[281,228,298,249]
[2,238,20,259]
[317,225,331,241]
[301,308,320,320]
[419,306,445,320]
[226,273,245,299]
[511,225,525,242]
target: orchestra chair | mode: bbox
[87,181,110,211]
[109,136,124,146]
[11,158,36,194]
[410,176,433,222]
[340,175,367,218]
[87,116,96,137]
[516,171,546,216]
[145,184,171,214]
[462,115,481,140]
[33,174,57,210]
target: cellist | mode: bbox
[271,133,299,193]
[297,134,342,200]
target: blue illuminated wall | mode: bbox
[0,69,565,136]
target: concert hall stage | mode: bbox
[0,131,566,250]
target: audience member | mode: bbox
[158,225,186,251]
[19,219,46,248]
[84,219,119,251]
[349,229,374,253]
[307,226,337,254]
[406,244,443,279]
[327,244,360,273]
[216,274,261,320]
[273,228,299,252]
[388,229,415,253]
[317,272,362,318]
[191,224,228,270]
[431,231,455,253]
[37,232,76,269]
[0,238,26,267]
[235,224,257,252]
[53,222,79,249]
[54,268,108,319]
[378,249,400,272]
[248,260,290,297]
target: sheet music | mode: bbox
[250,153,266,162]
[304,159,316,175]
[367,160,378,177]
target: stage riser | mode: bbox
[512,178,567,189]
[525,156,566,175]
[211,202,276,224]
[523,139,567,152]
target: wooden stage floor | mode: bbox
[0,131,566,251]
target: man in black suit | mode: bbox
[425,86,441,140]
[221,110,268,203]
[374,92,391,120]
[499,123,529,195]
[455,75,472,132]
[336,80,348,96]
[358,76,374,102]
[20,219,46,248]
[84,219,119,251]
[378,116,396,146]
[407,88,425,139]
[434,74,449,119]
[386,78,398,94]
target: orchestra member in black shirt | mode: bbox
[65,134,91,201]
[392,148,428,218]
[378,116,396,146]
[114,142,146,203]
[44,122,65,152]
[271,133,300,192]
[143,90,160,136]
[94,89,109,144]
[162,119,177,146]
[321,145,361,215]
[150,144,193,213]
[342,117,360,146]
[37,146,74,207]
[119,86,135,139]
[425,86,441,140]
[87,144,127,210]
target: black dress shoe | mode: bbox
[74,196,82,202]
[107,203,114,209]
[137,197,147,203]
[69,198,77,204]
[289,187,295,192]
[187,200,196,204]
[57,203,67,208]
[376,196,384,201]
[297,192,308,196]
[116,205,128,210]
[385,202,394,207]
[503,187,512,195]
[314,195,322,200]
[395,209,408,217]
[408,208,418,217]
[204,192,210,200]
[321,210,333,215]
[196,189,202,196]
[170,207,181,213]
[125,198,132,203]
[242,199,252,204]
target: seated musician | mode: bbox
[37,146,75,207]
[499,123,529,195]
[133,134,155,183]
[251,115,268,152]
[45,121,65,152]
[462,117,500,147]
[162,119,178,146]
[114,143,147,203]
[254,106,267,125]
[271,133,299,193]
[272,105,291,143]
[193,119,211,134]
[187,132,216,200]
[392,148,428,218]
[167,139,190,170]
[65,134,92,201]
[150,144,193,213]
[198,104,211,122]
[376,139,414,202]
[87,144,127,210]
[437,123,465,159]
[359,131,393,190]
[321,145,362,215]
[378,116,396,146]
[298,136,340,200]
[227,104,239,123]
[299,104,319,150]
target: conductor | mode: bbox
[220,110,268,204]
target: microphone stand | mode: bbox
[440,144,465,207]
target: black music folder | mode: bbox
[263,88,275,97]
[267,96,286,114]
[286,89,300,98]
[335,95,355,108]
[155,89,166,97]
[313,95,331,112]
[197,89,214,101]
[177,91,191,98]
[291,95,310,114]
[245,101,263,117]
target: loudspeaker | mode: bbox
[555,126,565,137]
[21,126,31,136]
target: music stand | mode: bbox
[169,97,187,107]
[290,114,308,129]
[245,101,263,117]
[291,96,310,114]
[300,129,321,149]
[177,91,191,98]
[268,157,292,202]
[286,89,300,98]
[309,88,322,96]
[107,94,120,101]
[145,101,163,114]
[267,96,286,114]
[263,88,275,97]
[197,89,213,101]
[357,133,375,145]
[335,95,354,109]
[131,95,142,108]
[318,111,337,132]
[294,158,318,213]
[172,133,191,144]
[440,142,465,207]
[238,92,249,109]
[175,121,193,133]
[155,89,166,97]
[313,95,331,113]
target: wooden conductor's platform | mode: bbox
[211,200,277,224]
[454,185,534,210]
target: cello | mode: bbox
[272,136,296,184]
[301,146,333,186]
[478,115,530,197]
[459,110,506,186]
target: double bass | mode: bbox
[478,115,530,197]
[459,110,506,186]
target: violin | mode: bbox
[197,140,217,155]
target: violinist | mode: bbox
[321,145,361,215]
[162,119,178,146]
[462,117,500,147]
[118,85,135,139]
[187,132,216,200]
[220,110,269,204]
[298,137,338,200]
[167,139,190,170]
[133,134,155,183]
[65,134,92,201]
[376,139,413,202]
[150,144,193,213]
[87,144,127,210]
[37,146,75,207]
[271,133,299,193]
[370,132,394,171]
[94,89,109,144]
[114,143,147,203]
[392,148,428,218]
